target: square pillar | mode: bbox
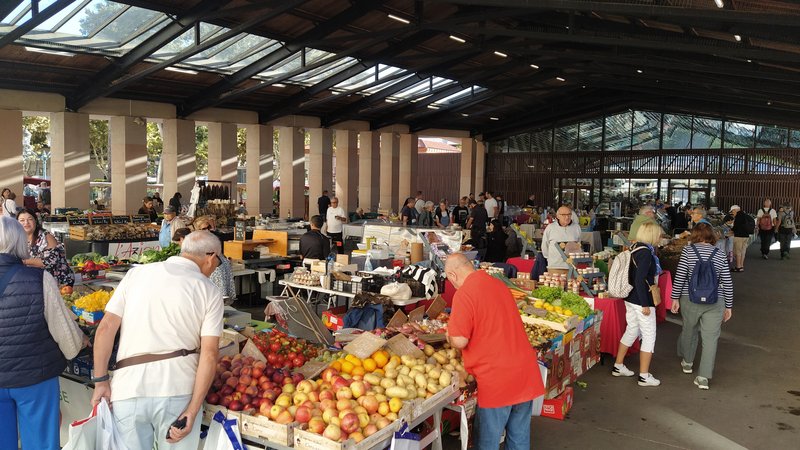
[335,129,358,213]
[379,132,399,213]
[244,124,273,216]
[50,112,90,209]
[460,137,476,198]
[277,126,305,218]
[358,131,379,212]
[110,116,147,214]
[0,110,23,200]
[398,133,418,208]
[475,140,486,194]
[208,122,238,183]
[308,128,333,213]
[162,118,196,201]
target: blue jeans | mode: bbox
[477,400,533,450]
[112,394,202,450]
[0,376,60,450]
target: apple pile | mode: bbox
[251,329,320,369]
[206,354,305,415]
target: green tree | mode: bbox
[196,125,208,176]
[22,116,50,177]
[89,119,110,180]
[146,122,162,179]
[237,127,247,166]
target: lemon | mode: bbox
[564,309,574,317]
[533,301,544,309]
[544,304,554,312]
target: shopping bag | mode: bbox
[202,411,245,450]
[62,402,99,450]
[390,423,421,450]
[97,398,129,450]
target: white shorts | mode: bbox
[620,301,657,353]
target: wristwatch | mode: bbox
[90,372,110,383]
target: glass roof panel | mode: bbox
[358,73,416,95]
[95,5,164,45]
[1,2,30,25]
[392,78,434,99]
[34,0,86,31]
[432,86,485,105]
[151,23,224,60]
[287,57,359,85]
[56,0,126,38]
[256,52,304,79]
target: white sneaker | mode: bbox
[638,373,661,387]
[681,360,693,374]
[612,364,635,377]
[694,376,709,390]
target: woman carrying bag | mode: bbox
[670,222,733,390]
[612,221,663,387]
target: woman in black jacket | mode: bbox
[483,219,508,263]
[612,221,663,387]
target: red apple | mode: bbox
[251,367,264,379]
[362,395,379,414]
[212,379,224,391]
[282,377,294,386]
[336,399,352,412]
[262,390,277,401]
[323,424,342,441]
[225,376,239,388]
[220,395,233,408]
[293,392,308,406]
[297,380,315,394]
[229,400,243,411]
[245,385,259,397]
[282,383,296,395]
[269,405,284,420]
[322,408,338,424]
[235,383,248,394]
[357,413,370,428]
[363,424,378,437]
[206,392,220,405]
[308,417,326,434]
[336,387,352,401]
[220,385,234,396]
[349,381,366,399]
[275,410,294,425]
[319,390,335,402]
[275,394,292,408]
[221,371,232,381]
[259,401,272,417]
[350,431,365,443]
[321,368,339,383]
[320,399,336,411]
[240,374,252,386]
[332,377,351,390]
[308,390,320,403]
[295,405,312,423]
[232,366,242,376]
[240,394,252,406]
[241,366,252,377]
[376,417,391,430]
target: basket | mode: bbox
[331,279,363,294]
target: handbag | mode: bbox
[380,282,412,301]
[647,282,662,307]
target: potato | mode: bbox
[406,389,417,400]
[399,366,410,376]
[373,386,385,395]
[385,360,399,371]
[432,352,448,365]
[380,378,396,389]
[423,345,435,356]
[384,369,398,379]
[364,374,382,386]
[415,374,427,388]
[375,393,387,402]
[446,349,458,359]
[396,376,406,387]
[400,355,416,366]
[428,368,442,380]
[408,369,422,380]
[417,387,427,398]
[423,364,435,374]
[439,371,452,387]
[444,364,455,371]
[386,386,409,399]
[426,382,441,394]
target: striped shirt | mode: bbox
[671,243,734,308]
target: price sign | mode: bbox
[67,216,89,226]
[107,240,161,259]
[132,215,151,223]
[234,220,246,241]
[112,215,132,224]
[45,215,68,223]
[90,215,111,225]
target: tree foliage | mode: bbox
[196,125,208,176]
[22,116,51,177]
[89,119,110,180]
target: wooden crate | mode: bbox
[520,313,580,333]
[202,403,251,426]
[293,419,399,450]
[410,372,459,421]
[240,413,296,447]
[69,226,89,240]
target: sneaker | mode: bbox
[681,360,693,374]
[638,373,661,387]
[762,254,768,260]
[612,364,635,377]
[694,376,709,390]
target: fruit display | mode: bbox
[314,350,344,364]
[524,323,561,349]
[530,286,564,303]
[250,329,321,368]
[555,292,593,319]
[206,354,304,414]
[129,243,181,264]
[74,290,113,312]
[69,223,158,241]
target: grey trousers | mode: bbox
[676,295,725,379]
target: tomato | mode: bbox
[266,353,278,365]
[269,342,281,353]
[287,352,297,360]
[292,356,305,368]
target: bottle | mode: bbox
[364,252,373,271]
[327,253,335,275]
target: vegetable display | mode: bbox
[554,292,594,319]
[130,243,181,264]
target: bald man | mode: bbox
[445,254,544,449]
[541,206,582,274]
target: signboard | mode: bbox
[132,214,151,223]
[67,216,89,226]
[107,240,160,259]
[234,220,246,241]
[90,215,111,225]
[59,376,94,446]
[111,215,132,224]
[45,215,68,223]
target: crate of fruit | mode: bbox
[520,313,580,333]
[410,371,459,421]
[293,419,399,450]
[240,413,296,447]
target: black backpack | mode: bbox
[742,214,756,235]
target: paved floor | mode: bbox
[530,243,800,449]
[240,242,800,449]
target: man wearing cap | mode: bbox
[729,205,750,272]
[159,206,186,248]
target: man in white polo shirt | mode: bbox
[325,197,348,254]
[90,231,224,450]
[484,191,498,219]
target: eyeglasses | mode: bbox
[206,252,224,266]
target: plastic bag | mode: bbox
[63,399,129,450]
[264,298,288,329]
[97,398,129,450]
[202,411,245,450]
[62,403,99,450]
[390,423,420,450]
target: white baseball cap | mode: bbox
[729,205,741,212]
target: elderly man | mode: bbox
[446,253,544,450]
[325,197,348,254]
[629,205,657,241]
[91,231,224,450]
[541,205,582,274]
[159,205,186,247]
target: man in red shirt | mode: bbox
[446,253,544,450]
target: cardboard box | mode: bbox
[65,354,93,378]
[321,305,347,331]
[541,386,574,420]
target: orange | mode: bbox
[362,358,377,372]
[372,352,389,368]
[345,354,363,367]
[372,368,385,376]
[389,355,401,366]
[351,366,366,377]
[341,360,355,375]
[329,360,342,372]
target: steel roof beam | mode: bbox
[179,0,384,117]
[0,0,75,50]
[0,1,24,23]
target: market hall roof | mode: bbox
[1,0,800,140]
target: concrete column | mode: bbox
[358,131,379,212]
[207,122,238,183]
[475,140,486,194]
[460,137,476,198]
[335,129,358,213]
[162,119,196,201]
[244,124,274,216]
[277,126,305,218]
[110,116,147,214]
[50,112,90,209]
[307,128,333,213]
[0,110,23,200]
[379,132,399,213]
[398,133,418,207]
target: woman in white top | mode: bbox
[2,189,18,217]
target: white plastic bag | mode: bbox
[63,398,128,450]
[202,411,245,450]
[97,398,129,450]
[390,423,421,450]
[62,403,99,450]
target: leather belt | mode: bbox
[113,349,198,370]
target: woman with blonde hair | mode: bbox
[192,216,235,304]
[612,221,663,387]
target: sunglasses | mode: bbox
[206,252,224,266]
